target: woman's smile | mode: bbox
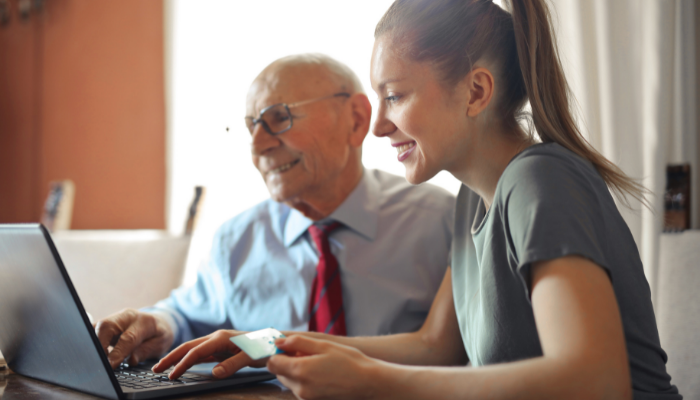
[392,140,417,162]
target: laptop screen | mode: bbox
[0,224,120,399]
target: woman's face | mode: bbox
[370,36,472,184]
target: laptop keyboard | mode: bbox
[114,363,211,390]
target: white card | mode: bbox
[230,328,286,360]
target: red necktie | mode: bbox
[307,221,347,336]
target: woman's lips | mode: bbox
[393,141,416,162]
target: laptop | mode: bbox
[0,223,275,399]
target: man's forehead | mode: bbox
[246,63,338,114]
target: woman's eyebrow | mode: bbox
[377,78,405,92]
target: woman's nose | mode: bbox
[372,108,396,138]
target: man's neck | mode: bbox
[286,165,364,221]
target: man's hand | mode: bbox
[153,330,266,380]
[94,309,174,369]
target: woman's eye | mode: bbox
[384,95,400,103]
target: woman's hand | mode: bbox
[268,335,384,400]
[152,330,266,380]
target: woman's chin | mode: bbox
[404,167,433,185]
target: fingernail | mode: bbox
[212,366,225,377]
[275,338,286,346]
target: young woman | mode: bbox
[154,1,681,398]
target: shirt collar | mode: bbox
[283,169,380,247]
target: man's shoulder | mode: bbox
[369,169,455,214]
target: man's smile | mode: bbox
[266,159,301,175]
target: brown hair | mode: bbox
[375,0,648,208]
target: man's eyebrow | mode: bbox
[377,78,405,92]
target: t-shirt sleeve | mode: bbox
[500,152,611,296]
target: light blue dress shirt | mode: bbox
[150,169,454,345]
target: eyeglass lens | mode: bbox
[246,104,291,135]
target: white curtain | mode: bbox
[551,0,698,302]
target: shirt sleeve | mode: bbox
[142,227,234,348]
[501,151,611,296]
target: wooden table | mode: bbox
[0,369,296,400]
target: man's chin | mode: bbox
[266,184,301,204]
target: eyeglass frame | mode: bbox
[245,92,351,136]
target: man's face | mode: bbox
[246,65,355,204]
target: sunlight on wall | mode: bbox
[167,0,507,281]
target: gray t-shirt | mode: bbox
[451,143,680,399]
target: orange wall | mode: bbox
[0,0,165,229]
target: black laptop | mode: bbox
[0,224,275,399]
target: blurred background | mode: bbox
[0,0,699,393]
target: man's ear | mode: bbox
[464,67,495,118]
[347,93,371,148]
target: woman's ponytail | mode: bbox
[508,0,648,207]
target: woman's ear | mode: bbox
[348,93,372,148]
[464,67,495,118]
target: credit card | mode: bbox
[230,328,286,360]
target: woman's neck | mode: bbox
[451,125,534,211]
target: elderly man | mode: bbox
[95,54,454,369]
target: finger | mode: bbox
[95,314,133,356]
[95,319,123,357]
[267,354,303,378]
[211,352,253,379]
[152,336,209,372]
[128,336,168,366]
[275,336,327,356]
[108,319,156,369]
[95,310,141,364]
[169,337,239,379]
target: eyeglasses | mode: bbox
[245,92,350,136]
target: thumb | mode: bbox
[211,352,254,379]
[275,335,327,356]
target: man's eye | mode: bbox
[270,112,290,123]
[384,95,400,103]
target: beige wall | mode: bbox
[0,0,165,229]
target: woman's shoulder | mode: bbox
[509,142,595,175]
[492,142,615,218]
[498,143,605,198]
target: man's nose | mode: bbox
[250,123,281,155]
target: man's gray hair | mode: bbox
[270,53,364,94]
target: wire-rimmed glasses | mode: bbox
[245,92,350,136]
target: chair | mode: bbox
[656,230,700,398]
[52,230,190,321]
